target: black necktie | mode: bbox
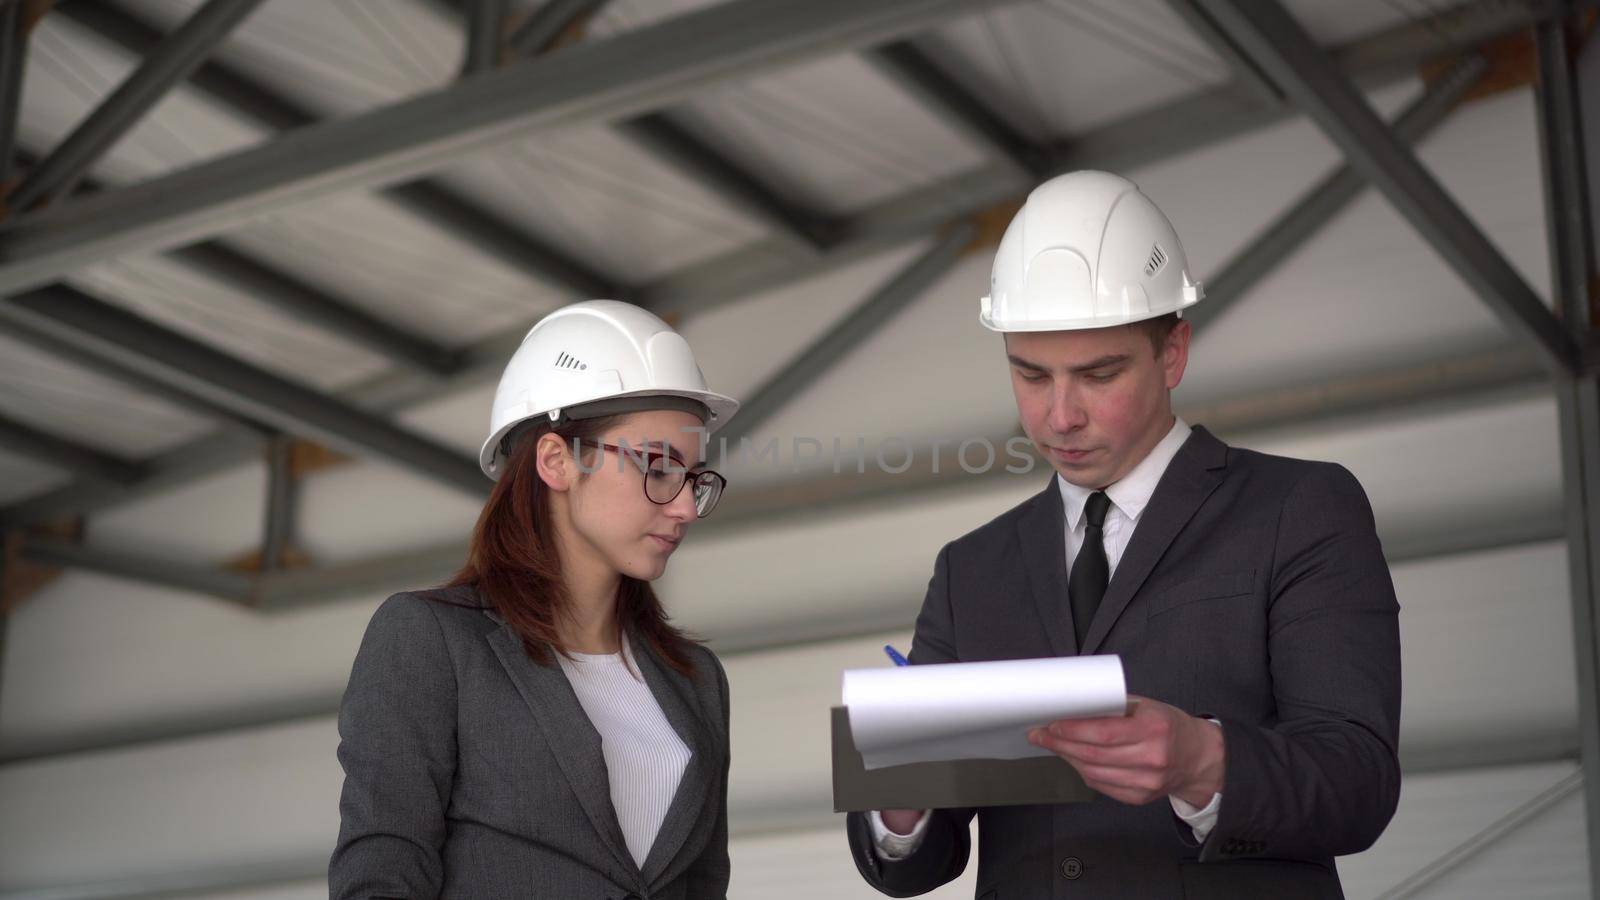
[1069,491,1112,648]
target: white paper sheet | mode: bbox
[842,655,1127,769]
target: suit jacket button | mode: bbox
[1061,857,1084,879]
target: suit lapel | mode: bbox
[483,617,640,885]
[1081,426,1229,655]
[632,635,719,889]
[1015,477,1079,657]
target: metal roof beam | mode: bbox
[1377,771,1583,899]
[0,313,273,440]
[715,223,974,448]
[1197,0,1582,376]
[373,0,843,258]
[1188,53,1489,331]
[164,242,460,378]
[1160,0,1282,105]
[0,429,262,528]
[10,0,267,210]
[0,285,487,496]
[866,40,1054,179]
[0,412,145,486]
[0,0,1016,293]
[641,0,1574,319]
[19,538,256,603]
[0,0,1555,528]
[52,0,623,299]
[616,111,837,252]
[255,345,1549,610]
[5,345,1552,618]
[506,0,609,58]
[11,147,463,380]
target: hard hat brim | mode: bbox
[477,388,740,481]
[978,293,1200,333]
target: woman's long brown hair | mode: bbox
[447,415,698,676]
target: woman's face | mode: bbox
[561,409,708,581]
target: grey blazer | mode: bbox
[330,585,730,899]
[846,426,1401,899]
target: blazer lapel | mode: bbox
[483,615,640,886]
[632,635,719,890]
[1014,476,1079,657]
[1081,426,1229,655]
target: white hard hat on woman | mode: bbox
[479,299,740,480]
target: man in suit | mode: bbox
[846,170,1401,899]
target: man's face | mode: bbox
[1005,320,1190,489]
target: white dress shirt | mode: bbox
[873,418,1223,858]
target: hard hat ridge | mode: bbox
[981,170,1203,332]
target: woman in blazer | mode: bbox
[329,300,741,899]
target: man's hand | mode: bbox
[1027,695,1224,807]
[879,809,926,835]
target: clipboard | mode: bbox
[830,706,1095,812]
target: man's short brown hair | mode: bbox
[1137,312,1181,355]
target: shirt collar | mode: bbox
[1057,418,1192,532]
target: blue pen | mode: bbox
[883,644,910,666]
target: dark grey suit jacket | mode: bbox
[846,426,1401,899]
[330,585,730,899]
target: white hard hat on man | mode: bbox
[981,170,1204,332]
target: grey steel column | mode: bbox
[260,436,295,573]
[0,541,8,745]
[506,0,609,57]
[1537,8,1600,896]
[0,0,28,191]
[463,0,507,75]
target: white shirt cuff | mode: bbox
[1170,790,1223,842]
[869,809,930,860]
[1170,717,1224,842]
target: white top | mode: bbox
[557,636,692,869]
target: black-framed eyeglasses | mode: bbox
[588,442,727,518]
